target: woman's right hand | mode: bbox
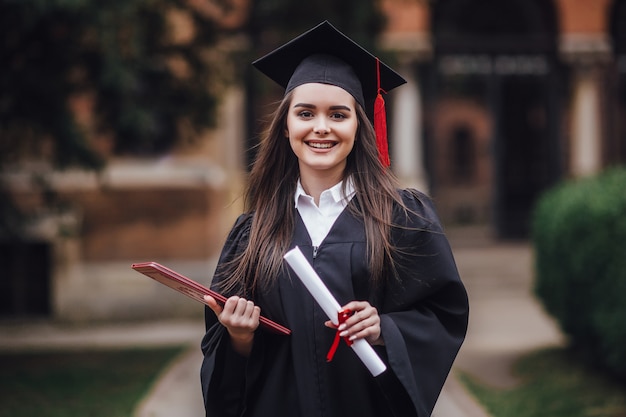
[204,295,260,357]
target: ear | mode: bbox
[284,128,289,138]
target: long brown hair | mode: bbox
[218,90,408,295]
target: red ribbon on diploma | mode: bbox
[326,309,354,362]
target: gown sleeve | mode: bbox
[377,189,469,417]
[199,213,261,417]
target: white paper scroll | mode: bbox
[283,246,387,377]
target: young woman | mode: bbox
[200,21,469,417]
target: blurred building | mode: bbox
[381,0,625,239]
[3,0,625,321]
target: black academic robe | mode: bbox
[200,189,469,417]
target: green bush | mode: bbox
[532,167,626,380]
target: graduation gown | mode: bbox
[200,189,469,417]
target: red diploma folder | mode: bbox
[131,261,291,336]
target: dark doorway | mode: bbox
[494,75,559,237]
[429,0,561,239]
[0,241,51,317]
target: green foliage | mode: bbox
[0,0,229,236]
[0,347,184,417]
[460,348,626,417]
[532,167,626,379]
[0,0,388,234]
[0,0,223,166]
[1,0,386,170]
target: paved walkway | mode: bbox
[434,240,564,417]
[0,240,564,417]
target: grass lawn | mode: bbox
[460,348,626,417]
[0,347,185,417]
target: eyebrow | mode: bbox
[293,103,352,112]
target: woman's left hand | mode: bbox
[324,300,384,346]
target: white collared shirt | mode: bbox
[294,178,356,247]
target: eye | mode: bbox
[330,112,347,120]
[298,110,314,119]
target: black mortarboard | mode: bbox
[252,21,406,108]
[252,21,407,167]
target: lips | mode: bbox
[305,141,337,149]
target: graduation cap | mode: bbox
[252,21,407,167]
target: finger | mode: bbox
[229,300,261,332]
[344,306,378,328]
[225,298,260,330]
[251,305,261,322]
[222,296,241,315]
[344,320,381,343]
[203,295,223,315]
[233,297,248,315]
[337,301,366,327]
[243,305,261,331]
[341,314,377,334]
[219,297,245,327]
[351,327,382,344]
[232,298,257,318]
[324,320,336,329]
[338,301,383,345]
[341,300,368,313]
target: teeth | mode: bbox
[308,142,334,149]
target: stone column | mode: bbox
[221,86,246,174]
[560,33,611,177]
[570,68,602,177]
[391,64,430,193]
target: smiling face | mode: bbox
[286,83,358,183]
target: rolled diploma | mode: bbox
[283,246,387,377]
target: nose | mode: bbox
[313,119,330,134]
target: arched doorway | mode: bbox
[428,0,561,239]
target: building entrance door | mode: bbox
[0,241,51,318]
[429,0,561,239]
[493,71,560,238]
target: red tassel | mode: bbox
[374,92,390,167]
[374,58,390,167]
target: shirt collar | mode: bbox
[294,177,356,208]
